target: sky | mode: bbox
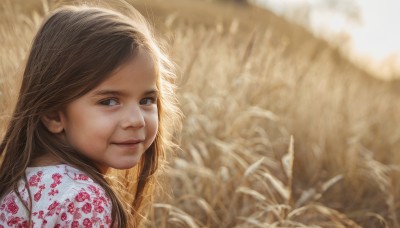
[254,0,400,80]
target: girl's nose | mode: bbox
[121,105,145,129]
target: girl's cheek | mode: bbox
[145,112,158,135]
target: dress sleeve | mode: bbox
[45,185,113,228]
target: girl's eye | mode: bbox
[140,97,156,105]
[99,98,119,106]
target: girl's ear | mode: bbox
[41,111,64,133]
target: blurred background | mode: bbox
[256,0,400,80]
[1,0,399,227]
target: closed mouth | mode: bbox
[112,139,144,145]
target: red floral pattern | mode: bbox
[0,165,112,227]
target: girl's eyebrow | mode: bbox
[91,90,124,97]
[144,89,159,96]
[91,89,159,97]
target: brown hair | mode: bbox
[0,4,181,227]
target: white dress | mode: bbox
[0,164,112,228]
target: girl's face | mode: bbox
[59,52,158,173]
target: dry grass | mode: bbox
[1,0,400,227]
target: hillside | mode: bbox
[131,1,371,74]
[131,0,400,94]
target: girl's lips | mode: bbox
[111,139,144,148]
[113,139,144,144]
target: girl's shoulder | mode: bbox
[23,164,109,202]
[24,164,110,202]
[25,164,98,189]
[0,164,112,227]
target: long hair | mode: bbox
[0,4,181,227]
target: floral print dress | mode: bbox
[0,165,112,227]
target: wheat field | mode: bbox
[1,0,400,227]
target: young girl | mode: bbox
[0,3,180,227]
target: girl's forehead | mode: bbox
[94,50,157,89]
[112,48,156,76]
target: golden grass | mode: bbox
[1,0,400,227]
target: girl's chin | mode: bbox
[95,156,143,173]
[108,161,141,171]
